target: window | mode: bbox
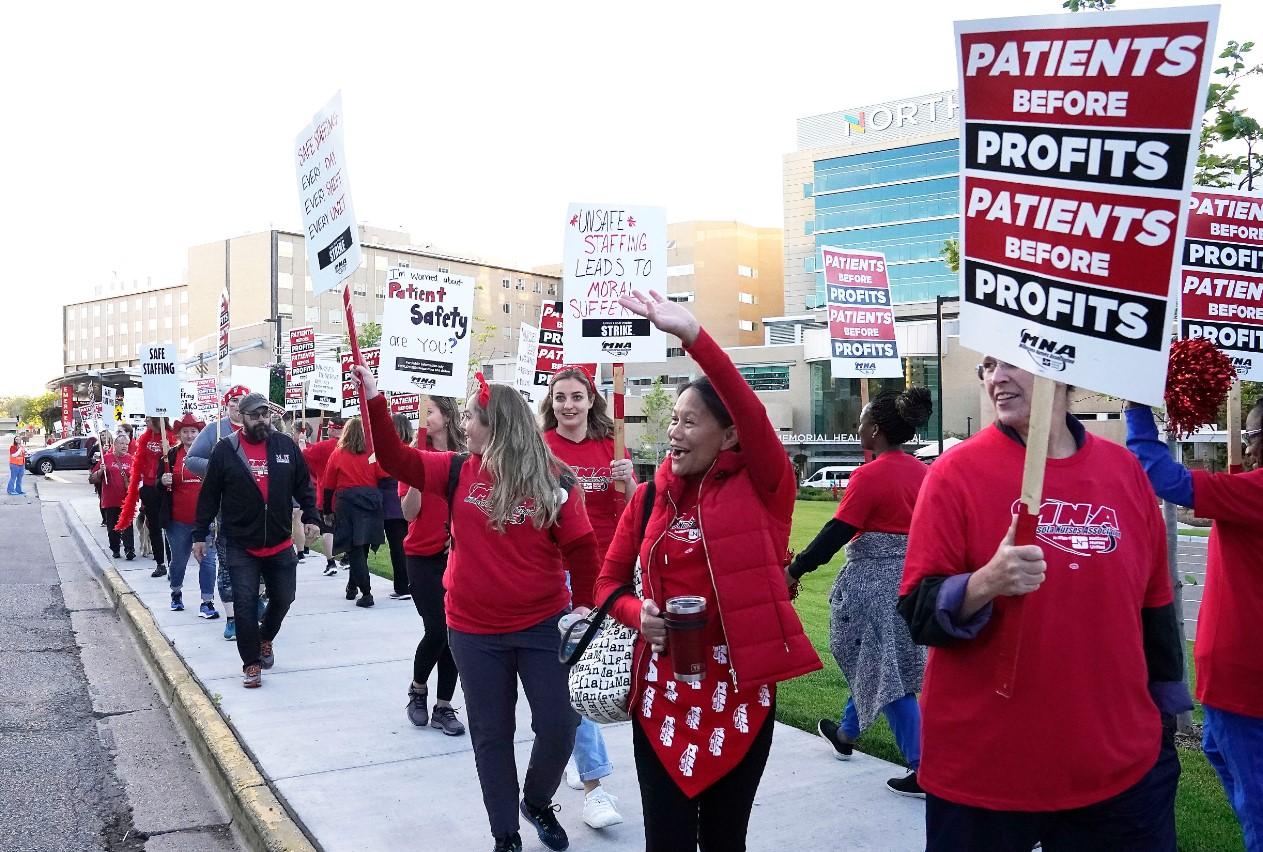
[803,182,813,199]
[502,303,511,314]
[547,283,557,296]
[164,293,173,306]
[92,304,101,317]
[278,239,293,258]
[737,364,790,391]
[503,325,512,338]
[180,291,188,303]
[119,301,128,313]
[306,306,319,323]
[148,318,157,331]
[353,282,367,296]
[375,255,388,270]
[667,347,685,358]
[515,278,525,291]
[106,302,114,314]
[739,266,758,279]
[502,277,511,289]
[278,303,293,315]
[667,292,695,303]
[739,292,756,304]
[328,309,342,324]
[667,264,695,277]
[375,285,386,299]
[359,254,367,268]
[738,320,757,332]
[623,415,648,424]
[279,272,294,292]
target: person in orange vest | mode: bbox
[7,436,27,495]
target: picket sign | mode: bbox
[343,285,375,462]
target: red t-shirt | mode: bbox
[133,428,175,487]
[834,450,927,534]
[168,446,202,525]
[1192,468,1263,718]
[240,434,292,558]
[323,446,381,507]
[303,438,338,492]
[543,430,628,561]
[901,425,1171,811]
[400,479,449,557]
[96,452,132,509]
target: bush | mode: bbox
[796,487,840,502]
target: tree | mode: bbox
[940,238,960,275]
[1061,0,1114,10]
[638,378,673,463]
[1196,41,1263,190]
[24,392,58,433]
[0,395,32,419]
[343,322,382,350]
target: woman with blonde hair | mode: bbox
[355,366,597,852]
[322,417,385,607]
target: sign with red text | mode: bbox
[515,324,541,401]
[140,343,181,418]
[217,287,230,372]
[823,247,902,378]
[295,92,362,296]
[389,394,421,421]
[285,373,306,412]
[955,6,1217,405]
[289,326,316,376]
[195,378,218,419]
[1179,187,1263,380]
[61,385,73,436]
[378,267,475,398]
[562,203,667,363]
[340,348,379,417]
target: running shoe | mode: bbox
[519,800,568,851]
[198,601,220,620]
[223,617,236,641]
[243,664,262,688]
[886,771,925,799]
[169,593,184,612]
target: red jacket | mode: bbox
[594,329,820,691]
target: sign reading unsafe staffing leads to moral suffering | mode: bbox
[1180,187,1263,380]
[295,92,362,296]
[139,343,181,418]
[563,204,667,363]
[377,267,475,399]
[823,247,902,379]
[955,6,1218,407]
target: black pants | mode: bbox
[139,485,170,565]
[102,506,134,557]
[384,519,408,595]
[448,614,579,838]
[633,694,775,852]
[925,718,1180,852]
[225,542,298,670]
[406,553,457,700]
[345,544,371,595]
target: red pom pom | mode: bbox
[1164,339,1236,439]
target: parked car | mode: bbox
[27,436,99,475]
[800,465,858,491]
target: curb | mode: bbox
[59,501,318,852]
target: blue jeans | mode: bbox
[1204,704,1263,852]
[7,463,25,494]
[167,521,216,601]
[573,716,613,782]
[841,693,921,770]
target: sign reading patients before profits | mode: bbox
[295,92,362,296]
[563,203,666,363]
[377,268,475,399]
[954,6,1218,406]
[308,360,340,411]
[341,348,379,417]
[289,326,316,376]
[823,248,901,379]
[140,343,181,418]
[1179,187,1263,380]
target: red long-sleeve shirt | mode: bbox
[323,446,382,512]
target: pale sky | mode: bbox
[3,0,1260,396]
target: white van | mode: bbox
[801,465,859,491]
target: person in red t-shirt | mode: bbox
[356,365,597,852]
[133,417,177,576]
[322,418,385,606]
[159,413,219,620]
[788,387,932,796]
[401,396,467,737]
[1126,399,1263,850]
[91,433,135,560]
[540,365,634,830]
[303,418,345,575]
[900,356,1189,850]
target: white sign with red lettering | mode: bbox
[955,6,1218,405]
[823,248,901,379]
[377,268,475,398]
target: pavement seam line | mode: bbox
[57,502,318,852]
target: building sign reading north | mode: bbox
[798,91,960,150]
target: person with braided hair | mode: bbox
[787,386,933,797]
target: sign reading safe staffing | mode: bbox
[1179,187,1263,380]
[377,267,475,399]
[139,343,181,418]
[823,247,902,378]
[295,92,362,296]
[562,204,666,363]
[955,6,1218,406]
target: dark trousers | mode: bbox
[633,695,775,852]
[384,519,408,595]
[102,506,134,557]
[406,553,458,701]
[139,485,169,564]
[448,614,579,838]
[345,544,371,595]
[225,542,297,670]
[925,719,1180,852]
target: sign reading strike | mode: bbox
[378,267,475,398]
[140,343,181,418]
[1180,188,1263,380]
[341,348,379,417]
[823,248,901,378]
[563,203,666,362]
[295,92,362,296]
[955,6,1217,405]
[289,327,316,376]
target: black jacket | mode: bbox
[193,431,319,548]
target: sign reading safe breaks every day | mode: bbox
[295,92,362,296]
[377,267,475,399]
[955,6,1218,406]
[823,248,902,378]
[1179,187,1263,380]
[562,204,666,363]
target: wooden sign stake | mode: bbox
[859,378,872,463]
[612,364,626,494]
[1227,380,1243,474]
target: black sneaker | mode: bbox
[356,593,375,608]
[818,719,853,760]
[492,832,522,852]
[520,800,568,851]
[345,582,357,601]
[431,704,466,736]
[886,771,925,798]
[125,551,136,561]
[151,564,167,578]
[406,685,429,727]
[111,550,121,559]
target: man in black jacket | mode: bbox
[194,393,321,688]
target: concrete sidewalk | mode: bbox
[64,492,924,851]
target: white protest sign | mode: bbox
[562,203,667,363]
[179,381,198,416]
[307,360,341,411]
[955,6,1218,406]
[122,388,147,427]
[378,268,475,398]
[515,323,540,401]
[824,248,902,379]
[295,92,361,296]
[231,365,271,397]
[139,343,181,418]
[101,387,118,431]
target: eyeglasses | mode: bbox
[975,359,1014,381]
[241,409,270,421]
[1242,428,1263,446]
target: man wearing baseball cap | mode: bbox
[193,392,321,688]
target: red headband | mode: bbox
[551,364,596,387]
[474,372,491,407]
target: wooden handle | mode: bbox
[343,284,375,462]
[613,364,626,495]
[1228,381,1242,473]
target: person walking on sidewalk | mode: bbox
[193,392,321,689]
[357,365,597,852]
[788,387,932,797]
[7,436,27,495]
[132,417,175,575]
[322,417,385,608]
[541,365,634,830]
[593,291,821,852]
[400,396,466,737]
[158,413,219,619]
[382,414,411,600]
[303,417,345,576]
[91,433,134,560]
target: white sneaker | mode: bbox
[564,763,583,790]
[582,787,623,829]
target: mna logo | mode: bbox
[855,361,878,375]
[1018,329,1076,372]
[1231,356,1254,372]
[843,111,865,134]
[601,341,632,357]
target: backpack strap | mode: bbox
[445,453,469,515]
[638,480,656,543]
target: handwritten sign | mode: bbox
[307,360,341,411]
[295,92,361,296]
[823,248,902,379]
[955,7,1217,406]
[562,203,667,363]
[101,386,118,431]
[179,381,198,416]
[341,348,379,417]
[515,323,540,401]
[140,343,181,418]
[377,268,475,398]
[289,326,316,376]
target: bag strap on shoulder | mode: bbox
[445,452,469,515]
